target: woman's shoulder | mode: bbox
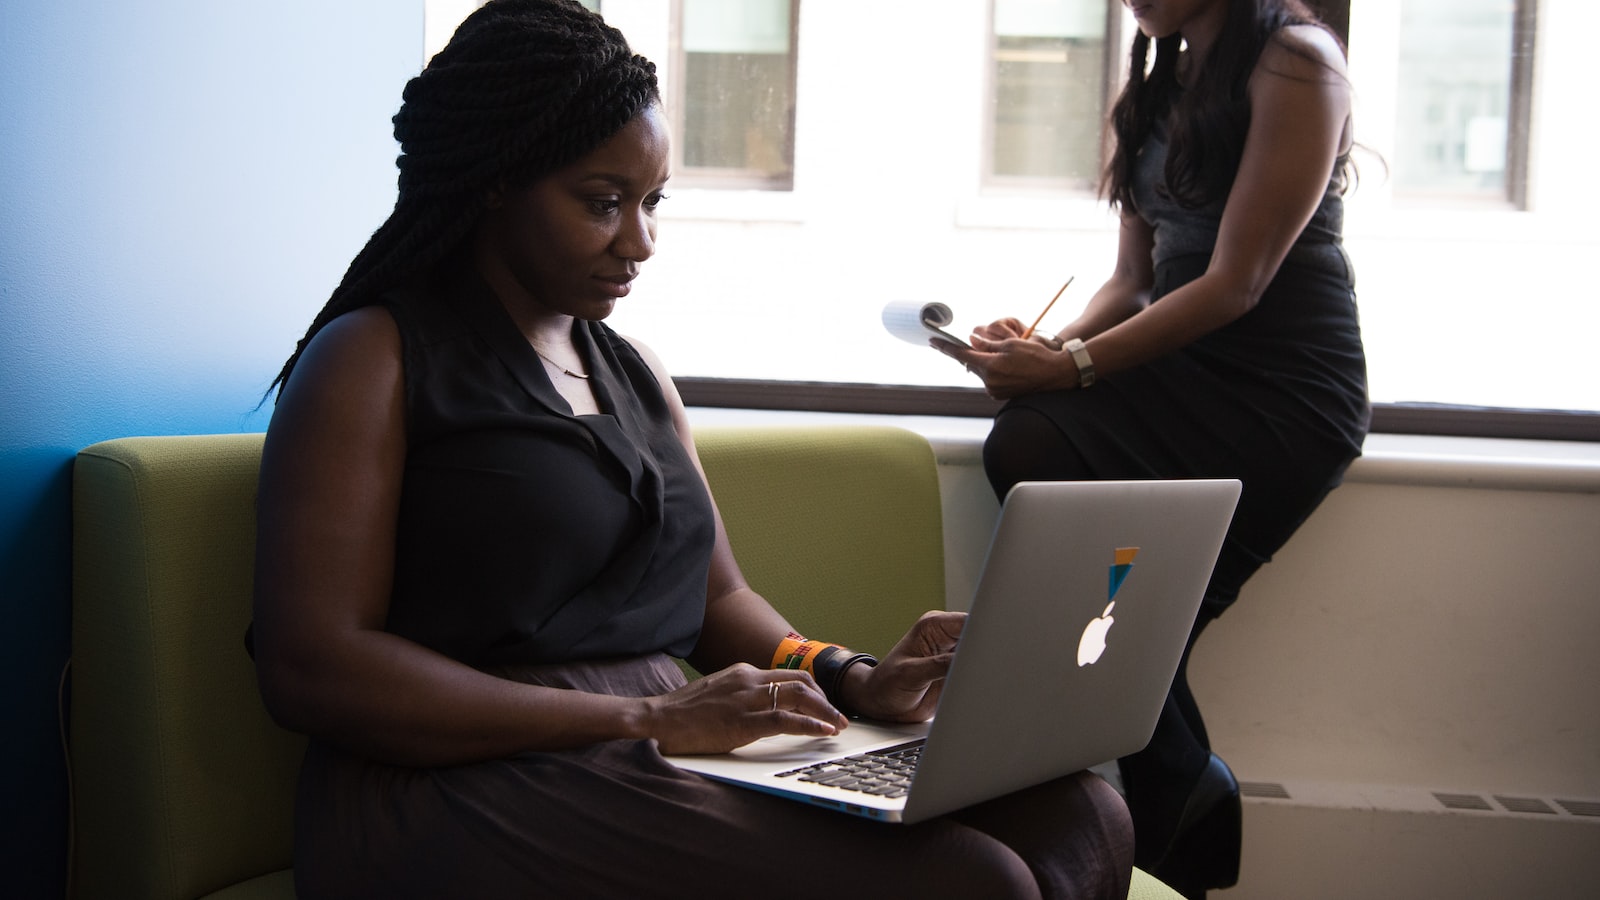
[1258,23,1348,80]
[310,305,401,358]
[602,326,692,427]
[267,303,406,466]
[280,306,403,407]
[581,320,666,381]
[618,332,669,381]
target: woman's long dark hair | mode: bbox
[266,0,659,399]
[1102,0,1347,212]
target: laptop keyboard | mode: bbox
[774,740,925,799]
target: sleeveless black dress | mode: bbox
[987,112,1370,616]
[290,266,1132,900]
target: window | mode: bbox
[674,0,798,189]
[989,0,1118,189]
[1391,0,1537,206]
[418,0,1600,432]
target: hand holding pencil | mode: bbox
[1021,277,1074,341]
[925,276,1081,400]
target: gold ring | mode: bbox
[768,681,779,712]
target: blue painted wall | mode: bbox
[0,2,419,893]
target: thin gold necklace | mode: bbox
[531,347,589,380]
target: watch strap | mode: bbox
[1064,338,1096,388]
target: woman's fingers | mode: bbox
[762,672,847,728]
[654,668,846,755]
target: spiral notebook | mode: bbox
[666,478,1241,824]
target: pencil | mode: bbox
[1021,276,1074,340]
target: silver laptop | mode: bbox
[667,478,1241,824]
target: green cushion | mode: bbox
[72,433,301,900]
[692,425,947,664]
[1130,867,1185,900]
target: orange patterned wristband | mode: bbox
[771,632,844,673]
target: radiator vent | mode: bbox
[1432,791,1600,817]
[1494,795,1556,815]
[1233,778,1597,819]
[1556,798,1600,818]
[1434,792,1494,811]
[1240,781,1292,800]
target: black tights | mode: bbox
[982,406,1098,497]
[1116,608,1218,868]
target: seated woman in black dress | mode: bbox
[249,2,1132,897]
[936,1,1368,898]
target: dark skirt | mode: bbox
[985,253,1369,615]
[293,653,1133,900]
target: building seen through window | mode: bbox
[677,0,797,189]
[990,0,1114,188]
[1393,0,1534,204]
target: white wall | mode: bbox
[941,429,1600,898]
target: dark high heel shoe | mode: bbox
[1150,753,1241,900]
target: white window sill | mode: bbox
[687,407,1600,493]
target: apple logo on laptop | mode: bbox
[1077,547,1139,667]
[1077,602,1117,666]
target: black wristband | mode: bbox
[810,644,847,698]
[813,647,878,717]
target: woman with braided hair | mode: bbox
[939,1,1368,897]
[251,2,1132,896]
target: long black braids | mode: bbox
[266,0,659,399]
[1102,0,1343,212]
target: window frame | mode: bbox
[1385,0,1538,208]
[667,0,801,191]
[1505,0,1538,209]
[674,378,1600,442]
[981,0,1125,193]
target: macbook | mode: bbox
[667,478,1241,824]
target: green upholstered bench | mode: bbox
[70,426,1182,899]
